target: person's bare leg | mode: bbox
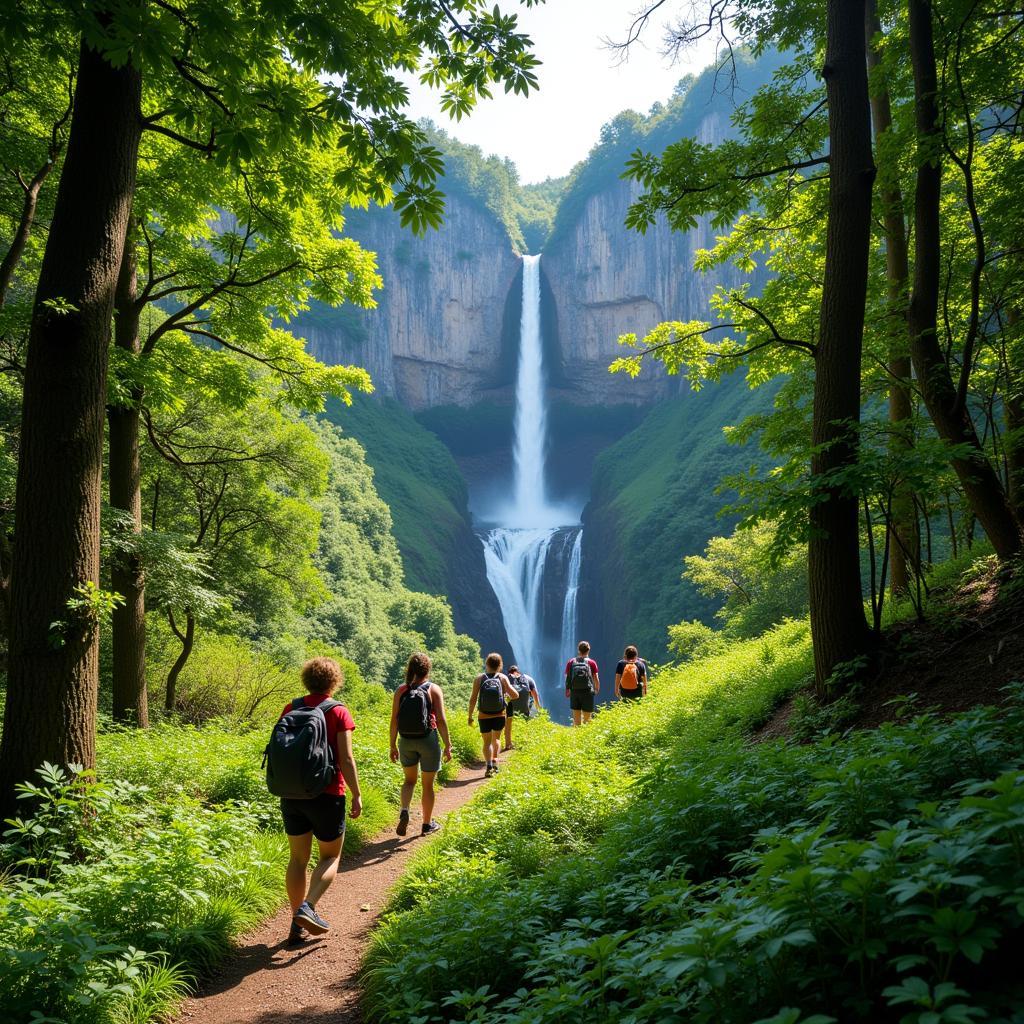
[582,711,593,725]
[420,770,437,822]
[492,731,502,764]
[305,833,344,908]
[503,717,513,751]
[572,709,582,727]
[400,765,418,811]
[286,832,313,914]
[481,728,490,765]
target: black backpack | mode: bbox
[568,657,594,693]
[479,673,506,714]
[264,697,340,800]
[398,681,433,738]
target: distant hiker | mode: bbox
[615,645,648,702]
[468,652,520,776]
[265,657,362,945]
[504,664,542,751]
[390,652,453,838]
[565,640,600,726]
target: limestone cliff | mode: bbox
[298,197,520,410]
[541,111,750,405]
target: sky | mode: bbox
[402,1,721,184]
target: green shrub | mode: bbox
[363,625,1024,1024]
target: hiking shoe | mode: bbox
[421,820,441,836]
[484,764,494,778]
[294,901,330,936]
[396,809,410,836]
[492,762,501,774]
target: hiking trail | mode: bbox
[178,762,493,1024]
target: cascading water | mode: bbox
[482,255,582,708]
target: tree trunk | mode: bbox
[109,233,148,727]
[0,171,47,308]
[1006,308,1024,522]
[865,0,918,596]
[809,0,875,693]
[0,31,141,815]
[166,610,195,713]
[907,0,1022,559]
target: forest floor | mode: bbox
[756,558,1024,741]
[177,760,496,1024]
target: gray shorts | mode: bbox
[398,731,442,773]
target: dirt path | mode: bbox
[178,762,491,1024]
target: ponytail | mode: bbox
[405,651,431,686]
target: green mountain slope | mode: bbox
[323,393,510,651]
[580,378,773,670]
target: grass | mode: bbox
[362,608,1024,1024]
[0,668,480,1024]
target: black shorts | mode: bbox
[280,793,347,842]
[569,690,595,712]
[479,716,506,733]
[507,702,529,718]
[620,688,644,701]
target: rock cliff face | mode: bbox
[542,112,752,405]
[299,198,520,410]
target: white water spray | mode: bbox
[482,255,582,704]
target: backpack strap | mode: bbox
[291,696,306,711]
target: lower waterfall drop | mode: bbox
[481,254,582,710]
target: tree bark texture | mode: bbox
[907,0,1022,558]
[0,33,141,813]
[809,0,875,693]
[865,0,918,595]
[0,169,48,308]
[109,236,148,727]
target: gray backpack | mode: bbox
[568,657,594,693]
[479,673,506,715]
[512,675,534,714]
[264,698,340,799]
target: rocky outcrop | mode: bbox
[542,111,755,405]
[299,198,520,410]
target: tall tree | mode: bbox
[906,0,1021,559]
[0,24,141,802]
[806,0,875,689]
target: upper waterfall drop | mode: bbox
[510,254,550,523]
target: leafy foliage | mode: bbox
[364,621,1024,1024]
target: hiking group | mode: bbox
[262,640,648,945]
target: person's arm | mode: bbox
[433,685,452,762]
[564,662,571,699]
[531,681,543,709]
[614,669,622,699]
[592,661,600,694]
[389,689,401,763]
[641,662,649,695]
[336,727,362,819]
[502,675,519,701]
[467,676,480,725]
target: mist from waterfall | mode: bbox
[482,254,582,707]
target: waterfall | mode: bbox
[481,254,582,708]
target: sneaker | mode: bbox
[421,820,441,836]
[294,901,330,936]
[492,762,501,774]
[396,809,410,837]
[484,764,494,778]
[286,924,307,947]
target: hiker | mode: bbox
[565,640,600,726]
[468,652,520,776]
[267,657,362,945]
[615,644,648,701]
[503,664,542,751]
[390,652,452,838]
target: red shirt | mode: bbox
[565,658,599,684]
[279,693,355,796]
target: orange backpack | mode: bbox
[620,661,640,691]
